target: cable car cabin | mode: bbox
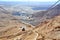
[22,28,25,31]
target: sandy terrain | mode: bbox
[0,15,60,40]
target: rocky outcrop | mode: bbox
[0,16,60,40]
[34,16,60,40]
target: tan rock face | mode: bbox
[0,20,34,40]
[0,16,60,40]
[34,16,60,40]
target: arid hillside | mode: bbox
[0,19,34,40]
[34,16,60,40]
[0,2,60,40]
[0,15,60,40]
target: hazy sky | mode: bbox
[0,0,58,2]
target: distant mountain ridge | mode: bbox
[31,3,60,26]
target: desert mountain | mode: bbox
[34,15,60,40]
[0,6,34,36]
[31,3,60,26]
[0,14,60,40]
[0,2,60,40]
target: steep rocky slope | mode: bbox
[34,16,60,40]
[0,7,35,40]
[0,15,60,40]
[0,20,34,40]
[0,2,60,40]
